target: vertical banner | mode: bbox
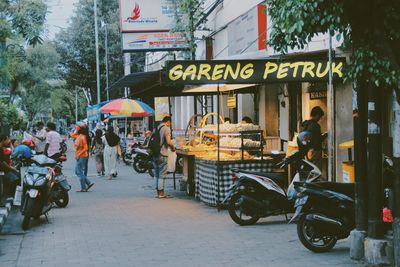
[154,97,170,121]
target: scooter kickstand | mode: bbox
[284,213,288,222]
[44,213,49,223]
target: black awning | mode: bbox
[108,70,162,92]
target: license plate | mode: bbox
[28,189,39,198]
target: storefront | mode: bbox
[108,57,345,207]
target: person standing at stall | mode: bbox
[151,116,175,199]
[74,127,94,192]
[300,106,327,171]
[91,129,105,176]
[102,127,120,180]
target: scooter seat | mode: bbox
[235,169,287,187]
[314,182,355,198]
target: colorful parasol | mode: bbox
[100,98,154,117]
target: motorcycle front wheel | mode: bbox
[122,153,131,165]
[22,197,35,230]
[297,213,338,253]
[133,155,148,173]
[54,190,69,208]
[228,193,260,226]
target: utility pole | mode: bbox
[75,88,78,124]
[367,84,383,239]
[328,34,335,182]
[350,82,368,260]
[104,22,110,101]
[94,0,101,104]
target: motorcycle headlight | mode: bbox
[34,177,47,187]
[24,174,34,186]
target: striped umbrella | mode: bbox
[100,98,154,117]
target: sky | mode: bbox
[45,0,79,40]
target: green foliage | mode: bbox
[50,87,86,124]
[55,0,141,104]
[0,0,47,46]
[267,0,400,91]
[172,0,205,59]
[0,101,24,129]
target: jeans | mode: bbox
[75,157,91,190]
[152,155,168,191]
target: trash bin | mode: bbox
[339,140,354,183]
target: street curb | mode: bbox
[0,201,12,232]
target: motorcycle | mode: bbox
[290,181,355,253]
[291,155,395,253]
[222,147,321,226]
[60,140,67,154]
[133,148,154,177]
[19,155,71,230]
[122,143,141,165]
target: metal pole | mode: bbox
[328,34,335,182]
[75,88,78,124]
[217,84,220,210]
[105,23,110,101]
[367,84,383,239]
[94,0,101,104]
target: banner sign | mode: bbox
[227,4,267,56]
[166,59,345,84]
[119,0,178,32]
[122,32,189,52]
[154,97,169,121]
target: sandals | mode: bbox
[86,183,94,191]
[76,189,87,192]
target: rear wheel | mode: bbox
[133,155,147,173]
[122,152,131,165]
[297,213,338,253]
[228,193,260,226]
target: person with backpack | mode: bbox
[150,116,175,198]
[91,129,105,176]
[300,106,327,171]
[102,126,121,180]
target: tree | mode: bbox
[17,41,60,122]
[173,0,206,60]
[0,0,47,92]
[267,0,400,264]
[51,85,87,124]
[267,0,400,96]
[55,0,142,104]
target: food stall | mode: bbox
[177,110,279,207]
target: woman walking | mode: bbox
[102,127,120,180]
[74,127,94,192]
[91,129,105,176]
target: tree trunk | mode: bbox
[392,90,400,267]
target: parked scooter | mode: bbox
[18,155,71,230]
[133,148,154,177]
[223,134,321,226]
[290,180,355,252]
[291,154,396,253]
[122,143,141,165]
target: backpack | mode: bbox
[148,125,165,156]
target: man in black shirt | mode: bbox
[300,106,327,171]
